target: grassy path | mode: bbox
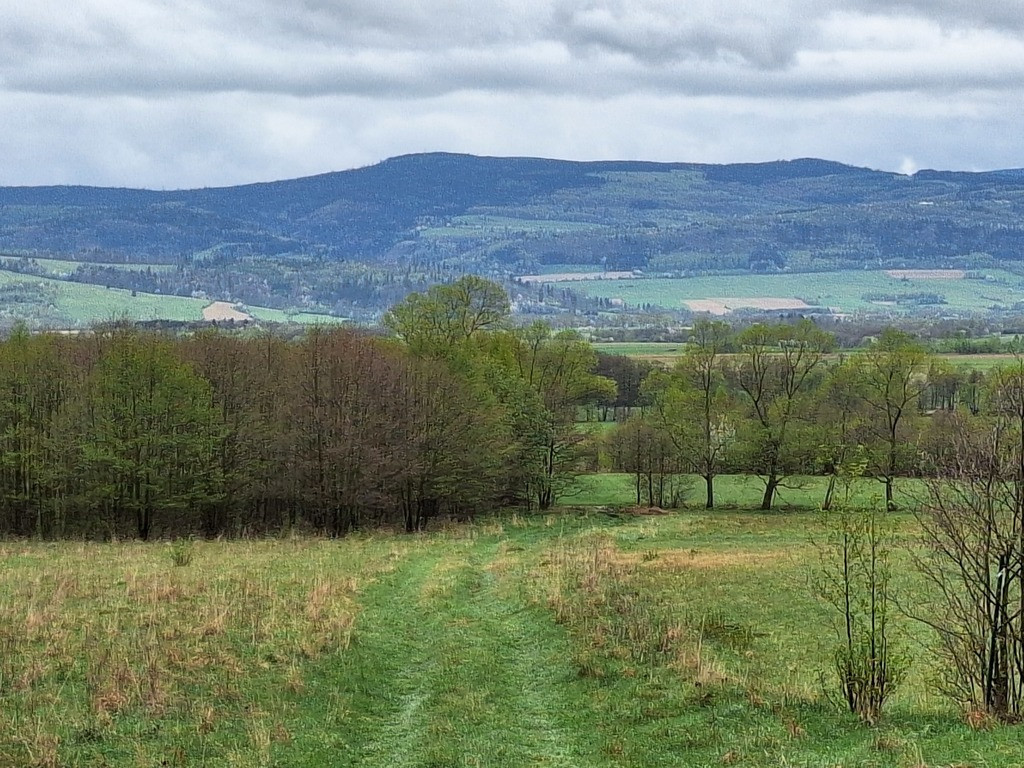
[287,535,613,767]
[14,516,1024,766]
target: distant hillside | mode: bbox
[2,152,1024,319]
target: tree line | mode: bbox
[0,277,612,539]
[604,320,1017,511]
[2,274,1023,539]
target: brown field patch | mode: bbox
[202,301,253,322]
[614,548,787,571]
[684,297,811,315]
[885,269,966,279]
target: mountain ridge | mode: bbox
[3,152,1024,320]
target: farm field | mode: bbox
[3,501,1023,766]
[0,269,341,328]
[593,341,1024,371]
[569,270,1024,315]
[593,341,688,358]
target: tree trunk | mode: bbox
[705,474,714,509]
[823,475,837,511]
[761,476,779,510]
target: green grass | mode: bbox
[0,270,341,328]
[935,353,1023,371]
[245,307,346,325]
[593,342,1024,374]
[569,270,1024,314]
[6,505,1024,766]
[0,537,404,767]
[593,342,688,357]
[528,263,611,276]
[575,420,618,436]
[567,472,916,508]
[0,269,209,325]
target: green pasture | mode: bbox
[245,307,346,325]
[570,270,1024,314]
[592,341,687,357]
[2,505,1021,766]
[593,340,1022,372]
[0,269,341,328]
[527,263,610,276]
[0,269,208,325]
[566,472,918,509]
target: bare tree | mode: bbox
[913,393,1024,718]
[815,452,903,723]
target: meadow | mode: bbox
[593,341,1022,371]
[0,269,341,328]
[571,270,1024,315]
[3,477,1022,767]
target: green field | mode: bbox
[571,270,1024,314]
[0,269,341,328]
[593,341,688,357]
[4,500,1023,766]
[593,341,1023,373]
[568,472,919,508]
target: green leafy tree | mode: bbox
[648,320,733,509]
[608,415,685,508]
[76,332,222,539]
[853,329,929,509]
[383,275,510,357]
[505,323,616,509]
[0,326,72,537]
[816,357,870,511]
[728,321,834,510]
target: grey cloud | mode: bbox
[551,1,808,69]
[4,1,1024,100]
[852,0,1024,32]
[2,1,1024,187]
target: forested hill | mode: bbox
[3,152,1024,314]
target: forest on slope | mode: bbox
[2,153,1024,320]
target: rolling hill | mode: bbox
[3,153,1024,323]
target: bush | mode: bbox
[168,539,194,567]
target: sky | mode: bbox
[2,1,1023,189]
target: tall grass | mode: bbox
[0,538,402,767]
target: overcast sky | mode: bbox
[2,1,1023,188]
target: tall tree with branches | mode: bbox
[912,362,1024,718]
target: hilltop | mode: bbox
[2,153,1024,324]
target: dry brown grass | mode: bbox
[0,538,404,765]
[534,532,745,688]
[202,301,254,321]
[610,547,788,571]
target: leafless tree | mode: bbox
[913,404,1024,719]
